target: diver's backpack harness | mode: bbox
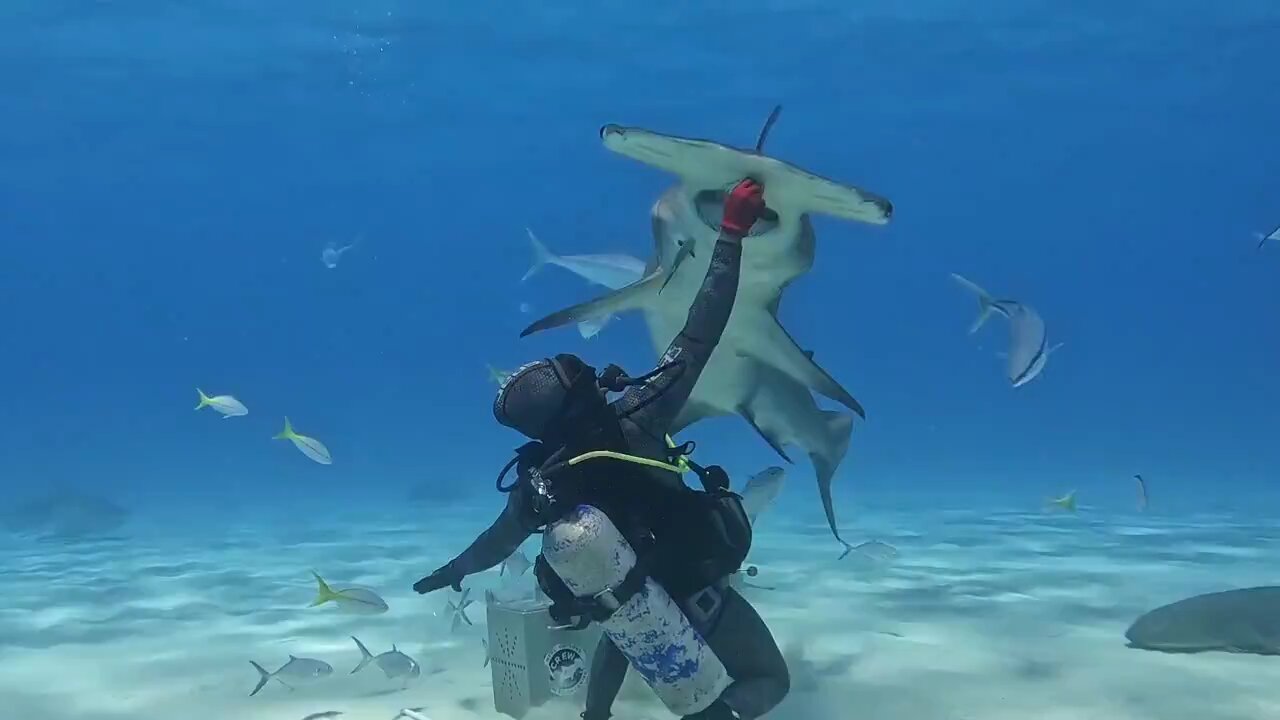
[492,356,753,627]
[496,433,752,628]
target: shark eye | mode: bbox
[693,189,779,237]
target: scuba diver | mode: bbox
[413,177,789,720]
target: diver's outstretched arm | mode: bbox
[413,489,536,594]
[617,179,766,435]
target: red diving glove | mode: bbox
[720,177,767,238]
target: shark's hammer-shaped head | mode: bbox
[598,114,892,242]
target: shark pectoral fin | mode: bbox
[754,316,866,418]
[739,404,794,463]
[520,268,663,337]
[811,410,855,546]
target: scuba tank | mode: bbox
[542,504,731,716]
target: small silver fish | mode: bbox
[738,467,786,526]
[522,227,647,289]
[393,710,432,720]
[350,636,420,681]
[322,237,359,269]
[1257,224,1279,250]
[951,273,1062,388]
[302,712,344,720]
[194,388,248,418]
[499,551,532,577]
[659,235,696,295]
[840,540,899,562]
[521,228,645,340]
[249,655,333,696]
[446,587,475,633]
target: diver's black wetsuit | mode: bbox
[436,228,789,719]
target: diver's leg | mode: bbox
[702,588,789,720]
[582,634,628,720]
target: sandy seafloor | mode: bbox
[4,500,1280,720]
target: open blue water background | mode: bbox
[2,1,1277,527]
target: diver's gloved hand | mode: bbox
[720,177,766,238]
[412,561,463,594]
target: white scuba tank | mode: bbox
[541,504,730,716]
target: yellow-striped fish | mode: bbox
[273,417,332,465]
[308,572,387,614]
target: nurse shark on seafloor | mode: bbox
[520,107,893,551]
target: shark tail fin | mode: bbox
[950,273,996,334]
[249,661,272,697]
[810,410,855,550]
[520,267,663,337]
[521,227,556,283]
[349,636,375,674]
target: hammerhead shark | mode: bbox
[520,108,892,548]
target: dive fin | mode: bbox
[520,267,664,337]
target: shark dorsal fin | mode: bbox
[755,105,783,153]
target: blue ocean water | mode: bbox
[2,2,1279,718]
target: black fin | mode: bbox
[755,105,783,153]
